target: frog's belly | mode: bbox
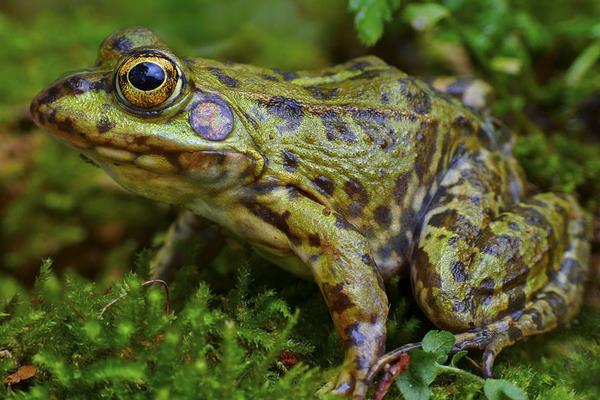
[252,243,314,280]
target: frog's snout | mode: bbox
[30,72,112,146]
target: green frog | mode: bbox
[30,27,591,398]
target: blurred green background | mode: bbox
[0,0,599,399]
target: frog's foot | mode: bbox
[425,76,494,111]
[319,361,370,399]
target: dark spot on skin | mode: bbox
[253,181,278,194]
[64,76,93,94]
[241,201,300,245]
[356,355,370,371]
[111,35,133,52]
[428,209,480,243]
[448,236,458,248]
[507,290,526,310]
[272,68,297,81]
[378,244,392,261]
[309,254,321,264]
[55,117,79,135]
[350,70,382,80]
[349,60,372,70]
[400,208,418,233]
[322,283,354,314]
[308,233,321,247]
[508,326,524,342]
[281,149,298,172]
[344,180,369,217]
[360,253,377,268]
[350,108,392,147]
[543,292,567,321]
[413,120,439,179]
[260,74,279,81]
[261,96,304,132]
[305,86,340,100]
[450,261,467,282]
[521,206,555,236]
[380,93,390,104]
[398,78,432,115]
[476,278,496,296]
[96,117,114,133]
[480,234,522,259]
[525,309,544,330]
[445,79,470,97]
[322,111,356,143]
[38,86,61,105]
[453,115,476,136]
[312,175,334,196]
[344,323,366,348]
[374,206,391,228]
[394,172,412,205]
[207,67,239,87]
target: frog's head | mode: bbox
[30,27,264,206]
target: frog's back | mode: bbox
[207,56,492,274]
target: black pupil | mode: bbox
[128,62,166,91]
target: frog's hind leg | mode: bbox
[378,151,591,378]
[454,201,590,376]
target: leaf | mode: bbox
[397,371,433,400]
[484,379,528,400]
[490,57,522,75]
[348,0,402,45]
[450,350,468,367]
[565,40,600,86]
[403,3,449,31]
[421,330,455,363]
[396,349,440,399]
[4,365,37,385]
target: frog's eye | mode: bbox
[115,52,184,111]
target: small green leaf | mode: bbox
[403,3,449,31]
[565,40,600,86]
[450,350,468,367]
[397,371,433,400]
[490,56,522,75]
[348,0,402,45]
[484,379,528,400]
[422,330,455,362]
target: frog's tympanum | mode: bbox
[31,28,591,398]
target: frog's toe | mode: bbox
[321,367,369,399]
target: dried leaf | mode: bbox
[4,365,37,385]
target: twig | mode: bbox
[99,279,171,318]
[374,353,410,400]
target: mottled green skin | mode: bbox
[31,28,591,398]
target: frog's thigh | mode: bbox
[150,210,224,280]
[412,154,590,374]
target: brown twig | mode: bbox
[374,353,411,400]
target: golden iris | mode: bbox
[115,52,183,110]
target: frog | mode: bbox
[30,27,591,399]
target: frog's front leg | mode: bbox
[150,210,225,281]
[243,188,389,398]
